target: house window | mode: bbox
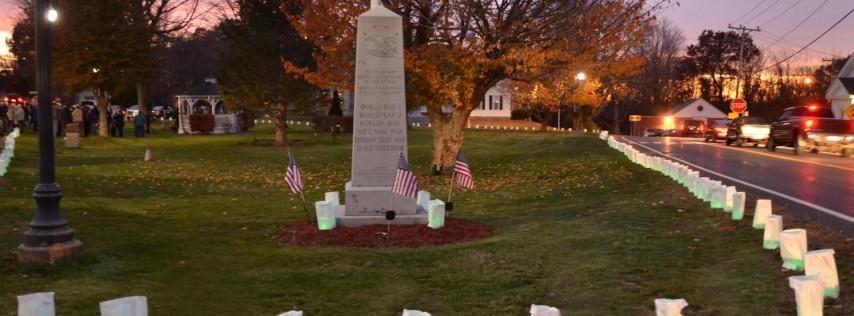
[499,96,504,110]
[489,96,494,110]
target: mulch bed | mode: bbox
[273,218,493,248]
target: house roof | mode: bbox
[839,78,854,94]
[177,82,219,96]
[671,99,700,114]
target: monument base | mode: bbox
[17,239,83,264]
[345,182,416,216]
[335,205,428,227]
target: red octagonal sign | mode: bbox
[730,98,747,113]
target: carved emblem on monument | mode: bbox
[365,36,397,58]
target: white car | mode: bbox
[126,105,140,119]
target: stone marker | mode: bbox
[336,0,426,227]
[805,249,840,298]
[17,292,54,316]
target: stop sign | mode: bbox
[731,98,747,113]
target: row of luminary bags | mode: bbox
[604,131,839,316]
[0,127,20,177]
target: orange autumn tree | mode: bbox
[287,0,665,171]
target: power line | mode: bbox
[731,0,768,25]
[763,0,829,52]
[746,0,781,23]
[755,31,838,57]
[761,8,854,71]
[760,0,803,26]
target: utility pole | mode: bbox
[728,24,761,100]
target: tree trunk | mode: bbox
[96,94,110,137]
[271,100,288,146]
[430,108,469,173]
[137,83,150,134]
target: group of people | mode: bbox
[0,96,149,138]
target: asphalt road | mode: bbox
[618,136,854,236]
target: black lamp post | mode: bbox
[17,0,82,264]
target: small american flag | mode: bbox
[284,153,303,193]
[392,153,418,198]
[453,150,474,190]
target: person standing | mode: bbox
[111,109,125,137]
[87,106,98,136]
[134,112,146,137]
[0,102,8,134]
[52,98,62,137]
[13,104,25,129]
[60,104,73,137]
[29,97,38,132]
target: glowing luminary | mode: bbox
[805,249,840,299]
[530,304,561,316]
[731,192,746,221]
[654,298,688,316]
[99,296,148,316]
[724,186,736,213]
[753,199,772,229]
[17,292,55,316]
[427,200,445,229]
[780,229,808,271]
[789,275,824,316]
[763,215,783,250]
[315,201,336,231]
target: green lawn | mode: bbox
[0,126,800,315]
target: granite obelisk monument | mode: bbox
[336,0,426,226]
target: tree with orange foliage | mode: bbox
[288,0,668,171]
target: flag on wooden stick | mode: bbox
[453,150,474,190]
[392,153,418,198]
[284,153,304,193]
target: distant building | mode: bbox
[471,79,513,118]
[825,55,854,119]
[630,98,727,135]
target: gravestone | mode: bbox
[336,0,425,227]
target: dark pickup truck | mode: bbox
[768,105,854,157]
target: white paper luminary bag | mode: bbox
[654,298,688,316]
[763,215,783,250]
[780,229,808,271]
[805,249,840,299]
[99,296,148,316]
[530,304,561,316]
[789,275,824,316]
[17,292,55,316]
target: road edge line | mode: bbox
[620,136,854,224]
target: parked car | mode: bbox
[704,119,730,142]
[662,129,678,137]
[680,119,706,137]
[726,116,770,147]
[644,128,664,137]
[126,105,140,120]
[768,105,854,156]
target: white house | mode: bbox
[471,79,513,118]
[825,55,854,119]
[670,98,727,120]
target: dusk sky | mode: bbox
[1,0,853,66]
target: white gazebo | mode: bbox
[825,55,854,119]
[174,78,238,134]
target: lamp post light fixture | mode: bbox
[46,7,58,23]
[575,71,587,81]
[92,67,100,74]
[18,0,82,264]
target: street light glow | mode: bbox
[92,67,100,74]
[46,8,58,23]
[575,71,587,81]
[804,77,813,85]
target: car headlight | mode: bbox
[826,136,842,142]
[846,136,854,142]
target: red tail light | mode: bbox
[805,119,815,131]
[808,105,818,111]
